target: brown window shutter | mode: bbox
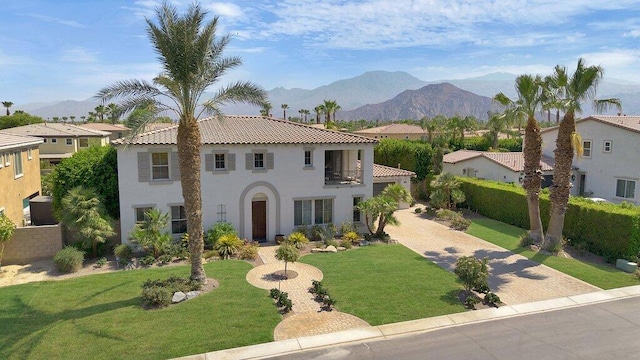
[137,152,150,182]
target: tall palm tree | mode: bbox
[70,115,76,123]
[94,105,106,122]
[322,100,340,123]
[302,109,310,123]
[2,101,13,116]
[495,75,545,243]
[281,103,289,120]
[314,105,325,124]
[544,59,621,250]
[106,103,120,124]
[298,108,303,122]
[96,3,267,282]
[542,67,568,125]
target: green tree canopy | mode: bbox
[0,112,44,129]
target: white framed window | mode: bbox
[314,198,333,224]
[294,200,312,226]
[603,140,612,153]
[4,152,10,166]
[215,153,226,170]
[616,179,636,199]
[51,138,57,144]
[217,204,227,222]
[582,140,592,158]
[13,151,23,178]
[151,152,170,180]
[353,196,362,223]
[27,148,32,160]
[254,152,265,169]
[65,138,73,146]
[171,205,187,234]
[304,150,312,167]
[134,206,153,224]
[79,138,89,148]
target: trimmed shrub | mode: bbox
[139,254,156,266]
[54,246,85,273]
[215,234,243,259]
[141,286,172,307]
[141,276,201,307]
[287,231,309,249]
[454,256,489,294]
[374,139,434,180]
[203,249,218,260]
[114,244,133,260]
[342,231,360,245]
[95,257,107,268]
[206,222,237,247]
[339,239,352,249]
[450,215,471,231]
[239,241,259,260]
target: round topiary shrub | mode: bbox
[54,246,85,273]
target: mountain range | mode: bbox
[14,71,639,122]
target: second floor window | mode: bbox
[215,153,226,170]
[254,153,264,169]
[151,152,170,180]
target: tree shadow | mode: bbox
[472,248,548,292]
[440,289,465,306]
[422,250,458,272]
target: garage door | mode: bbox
[373,182,395,196]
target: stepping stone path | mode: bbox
[246,246,370,340]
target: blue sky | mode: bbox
[1,0,639,105]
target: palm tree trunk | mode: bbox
[523,117,544,244]
[177,119,206,283]
[545,112,575,249]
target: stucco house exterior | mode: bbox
[114,115,377,245]
[353,123,427,140]
[0,132,43,225]
[540,115,640,203]
[368,162,416,209]
[443,150,554,187]
[3,123,110,166]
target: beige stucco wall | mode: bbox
[40,136,110,155]
[2,224,63,264]
[355,133,425,141]
[0,146,42,225]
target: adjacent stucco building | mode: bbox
[115,115,377,245]
[79,123,131,141]
[353,123,427,140]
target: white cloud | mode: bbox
[26,13,84,28]
[59,48,99,64]
[204,2,244,17]
[580,49,640,67]
[623,29,640,38]
[227,47,266,54]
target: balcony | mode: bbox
[324,169,362,185]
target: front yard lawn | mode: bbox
[467,218,640,289]
[301,244,465,326]
[0,261,280,360]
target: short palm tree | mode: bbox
[544,59,621,250]
[430,172,465,210]
[96,3,267,282]
[2,101,13,116]
[260,102,273,117]
[129,209,172,258]
[314,105,325,124]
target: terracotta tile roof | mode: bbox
[0,132,44,150]
[114,115,378,145]
[3,123,111,137]
[541,115,640,134]
[79,123,130,132]
[444,150,554,172]
[373,163,416,178]
[354,123,426,135]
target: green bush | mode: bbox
[95,257,107,268]
[139,254,156,266]
[311,225,324,242]
[497,138,523,152]
[270,288,281,299]
[53,246,85,273]
[450,215,471,231]
[339,239,352,249]
[215,234,243,259]
[157,254,173,264]
[325,239,339,248]
[239,241,259,260]
[484,292,501,306]
[414,207,423,213]
[141,286,173,307]
[114,244,133,260]
[203,249,218,260]
[374,139,434,180]
[454,256,489,294]
[141,276,201,308]
[206,222,237,247]
[287,231,309,249]
[459,177,640,260]
[342,231,360,244]
[340,221,357,235]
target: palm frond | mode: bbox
[95,80,161,102]
[593,98,622,114]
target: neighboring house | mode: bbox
[114,115,377,245]
[3,123,110,166]
[0,132,43,225]
[79,123,131,141]
[540,115,640,203]
[353,123,427,140]
[443,150,554,187]
[371,163,416,209]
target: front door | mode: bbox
[252,201,267,242]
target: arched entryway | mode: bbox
[239,181,281,242]
[251,193,268,242]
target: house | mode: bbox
[3,123,111,166]
[114,115,377,244]
[367,162,416,209]
[79,123,131,141]
[0,132,43,225]
[353,123,427,140]
[540,115,640,203]
[443,150,554,186]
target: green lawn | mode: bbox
[301,244,465,326]
[467,218,640,289]
[0,261,280,360]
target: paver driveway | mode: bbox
[386,207,600,305]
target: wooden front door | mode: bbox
[252,201,267,242]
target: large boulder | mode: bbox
[325,245,338,253]
[172,291,187,303]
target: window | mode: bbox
[616,179,636,199]
[215,153,226,170]
[603,140,612,153]
[314,198,333,224]
[42,138,47,143]
[582,140,592,158]
[217,204,227,222]
[353,197,362,223]
[254,152,265,169]
[66,138,73,146]
[79,138,89,148]
[294,200,312,226]
[13,151,23,178]
[134,207,153,224]
[4,152,9,166]
[27,148,32,160]
[171,205,187,234]
[51,138,57,144]
[151,152,170,180]
[304,150,312,167]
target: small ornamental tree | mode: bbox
[454,256,489,294]
[275,242,300,278]
[0,213,16,269]
[129,209,172,258]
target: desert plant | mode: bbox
[53,246,85,273]
[165,242,189,261]
[545,237,566,255]
[140,254,156,266]
[322,296,337,310]
[129,209,172,258]
[519,233,536,247]
[342,231,359,245]
[141,285,173,307]
[206,222,237,247]
[296,224,310,238]
[311,224,324,242]
[449,215,471,231]
[0,213,16,269]
[239,241,259,260]
[325,239,339,248]
[95,257,107,268]
[324,223,337,240]
[141,276,201,307]
[275,242,299,277]
[340,221,357,235]
[339,239,352,249]
[309,280,323,294]
[287,231,309,249]
[454,256,489,294]
[114,243,133,260]
[215,234,243,259]
[430,172,465,210]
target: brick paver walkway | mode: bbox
[386,208,600,305]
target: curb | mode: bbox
[173,285,640,360]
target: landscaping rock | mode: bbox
[326,245,338,253]
[360,240,370,246]
[172,291,187,303]
[616,259,638,273]
[311,248,321,253]
[185,291,201,299]
[337,246,346,251]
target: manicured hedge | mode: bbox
[374,139,433,180]
[459,177,640,261]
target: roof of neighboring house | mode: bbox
[373,163,416,178]
[2,123,111,137]
[541,115,640,134]
[79,123,130,132]
[353,123,426,135]
[443,150,554,172]
[113,115,378,145]
[0,132,44,151]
